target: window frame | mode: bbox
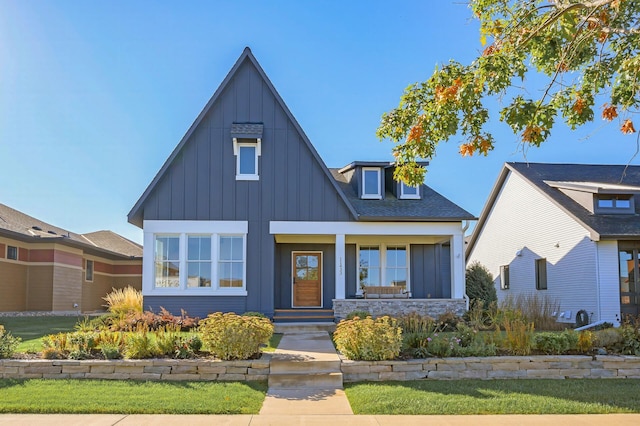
[595,194,635,214]
[357,243,410,294]
[216,234,246,291]
[144,221,248,296]
[361,167,382,199]
[400,182,420,199]
[535,258,547,290]
[186,235,212,288]
[85,259,94,282]
[6,245,18,261]
[499,264,510,290]
[236,143,259,180]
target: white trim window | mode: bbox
[233,138,261,181]
[218,236,245,289]
[358,244,410,292]
[400,182,420,199]
[85,259,94,282]
[144,221,248,296]
[187,236,212,288]
[362,167,382,199]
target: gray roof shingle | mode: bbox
[329,168,475,221]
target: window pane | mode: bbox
[402,183,417,195]
[231,237,243,260]
[308,255,318,268]
[231,263,243,287]
[7,246,17,260]
[188,236,211,261]
[239,146,256,175]
[617,198,631,208]
[168,237,180,260]
[219,263,231,287]
[386,268,406,287]
[598,198,614,208]
[219,237,232,261]
[363,169,379,195]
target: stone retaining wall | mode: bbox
[341,355,640,382]
[2,355,640,382]
[332,298,466,320]
[0,357,270,381]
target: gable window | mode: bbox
[187,236,212,288]
[218,236,245,288]
[535,258,547,290]
[155,236,180,288]
[85,260,94,282]
[358,244,410,293]
[237,144,258,179]
[500,265,510,290]
[6,246,17,260]
[400,182,420,199]
[362,167,382,199]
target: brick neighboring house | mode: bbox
[0,203,142,313]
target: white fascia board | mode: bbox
[143,220,248,234]
[269,221,463,236]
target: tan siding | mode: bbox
[0,261,28,311]
[51,265,82,311]
[25,265,53,311]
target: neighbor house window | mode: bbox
[362,167,382,199]
[218,236,245,288]
[500,265,510,290]
[187,236,212,288]
[155,236,180,288]
[359,246,381,287]
[6,246,17,260]
[85,260,94,282]
[400,182,420,199]
[596,195,634,212]
[535,258,547,290]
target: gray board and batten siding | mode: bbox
[129,48,355,317]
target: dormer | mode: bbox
[545,180,640,214]
[338,161,428,200]
[231,122,263,181]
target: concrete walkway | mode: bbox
[259,331,352,415]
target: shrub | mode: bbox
[155,324,182,356]
[242,311,266,318]
[346,310,371,320]
[577,330,594,353]
[107,307,199,332]
[534,331,572,354]
[199,312,274,360]
[174,335,202,359]
[465,261,497,311]
[618,321,640,355]
[593,328,623,348]
[103,286,143,316]
[101,343,122,360]
[499,293,562,331]
[0,325,21,359]
[334,316,402,361]
[497,312,534,355]
[123,331,159,359]
[437,311,462,332]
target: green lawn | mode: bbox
[345,379,640,415]
[0,379,267,414]
[0,316,80,353]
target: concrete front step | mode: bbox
[268,372,344,389]
[270,359,341,374]
[274,322,336,334]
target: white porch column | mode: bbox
[450,232,465,299]
[335,234,346,299]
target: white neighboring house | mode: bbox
[466,162,640,326]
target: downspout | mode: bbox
[462,220,470,310]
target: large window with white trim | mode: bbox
[147,224,247,295]
[400,182,420,199]
[358,244,409,292]
[237,144,258,179]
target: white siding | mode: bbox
[596,240,622,323]
[468,171,600,323]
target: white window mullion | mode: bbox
[179,233,187,290]
[380,243,387,287]
[212,233,219,290]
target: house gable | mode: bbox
[128,47,357,227]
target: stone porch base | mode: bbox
[332,298,467,320]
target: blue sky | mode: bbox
[1,1,637,244]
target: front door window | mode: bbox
[619,246,640,318]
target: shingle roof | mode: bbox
[0,203,142,258]
[329,169,475,221]
[507,162,640,239]
[230,122,264,138]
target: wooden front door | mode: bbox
[293,252,322,307]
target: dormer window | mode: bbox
[231,123,263,181]
[400,182,420,199]
[596,195,634,213]
[362,167,382,199]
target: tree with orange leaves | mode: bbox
[377,0,640,186]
